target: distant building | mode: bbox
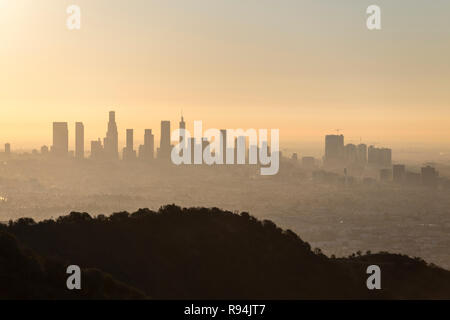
[235,136,246,164]
[90,139,103,159]
[188,137,199,164]
[202,138,210,156]
[259,141,270,165]
[220,129,227,164]
[139,129,154,161]
[393,164,406,183]
[179,115,186,143]
[325,135,344,164]
[421,166,438,188]
[123,129,137,161]
[4,143,11,155]
[344,144,357,163]
[52,122,69,157]
[104,111,119,160]
[158,121,171,160]
[368,146,392,167]
[248,143,258,164]
[357,144,367,164]
[75,122,84,159]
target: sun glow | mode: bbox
[0,0,19,24]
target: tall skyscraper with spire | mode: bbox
[179,113,186,143]
[104,111,119,160]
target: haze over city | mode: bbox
[1,0,450,155]
[1,0,450,302]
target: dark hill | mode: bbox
[0,231,146,299]
[1,205,449,299]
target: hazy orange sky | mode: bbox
[0,0,449,152]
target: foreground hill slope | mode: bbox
[0,231,146,299]
[1,205,449,299]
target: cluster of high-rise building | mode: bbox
[1,120,440,189]
[50,111,163,162]
[368,146,392,167]
[390,164,439,188]
[47,111,275,164]
[324,134,391,167]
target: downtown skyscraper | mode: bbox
[139,129,155,161]
[324,134,344,164]
[104,111,119,160]
[158,121,171,160]
[52,122,69,157]
[123,129,137,161]
[75,122,84,159]
[179,115,186,143]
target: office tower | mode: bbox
[357,144,367,164]
[52,122,69,157]
[259,140,270,163]
[91,139,103,159]
[75,122,84,159]
[368,146,392,167]
[421,166,438,188]
[123,129,137,161]
[344,144,357,163]
[235,136,246,164]
[379,168,392,182]
[302,156,315,168]
[189,137,196,164]
[104,111,119,160]
[4,143,10,155]
[126,129,133,150]
[186,137,203,164]
[158,121,171,160]
[368,146,377,165]
[325,135,344,164]
[248,142,258,164]
[202,137,210,156]
[393,164,406,183]
[144,130,154,152]
[380,148,392,166]
[139,129,154,161]
[220,129,227,164]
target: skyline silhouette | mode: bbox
[1,1,450,150]
[3,110,395,161]
[1,0,450,303]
